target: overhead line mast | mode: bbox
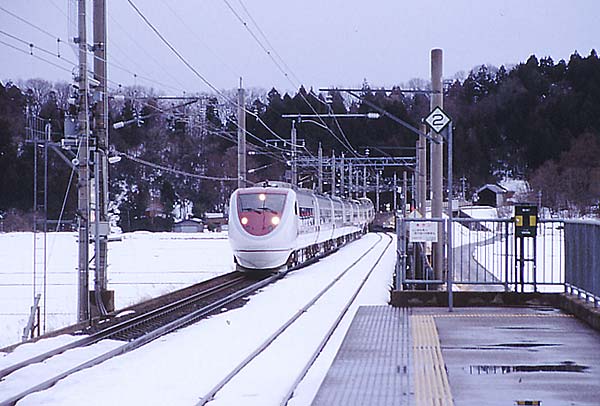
[76,0,90,322]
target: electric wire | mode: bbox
[221,0,360,157]
[0,38,73,75]
[107,12,188,92]
[114,150,239,182]
[0,31,176,118]
[125,0,308,157]
[0,5,59,40]
[157,0,242,80]
[1,4,186,95]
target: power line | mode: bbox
[125,0,298,160]
[221,0,360,156]
[107,12,188,92]
[0,38,73,75]
[0,5,60,40]
[115,150,238,182]
[157,0,242,80]
[0,6,184,95]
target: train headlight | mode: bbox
[241,217,249,225]
[271,216,280,225]
[259,193,266,201]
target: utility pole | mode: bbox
[237,78,246,189]
[348,162,353,198]
[376,171,380,212]
[77,0,90,322]
[363,166,367,198]
[291,120,297,188]
[355,169,359,199]
[318,142,323,193]
[92,0,113,316]
[431,48,444,282]
[403,171,408,216]
[418,123,427,216]
[331,150,336,196]
[340,152,345,197]
[393,172,398,212]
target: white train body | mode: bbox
[228,183,375,270]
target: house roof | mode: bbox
[476,184,508,194]
[174,218,203,225]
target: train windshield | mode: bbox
[238,192,287,236]
[238,193,286,214]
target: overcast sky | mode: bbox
[1,0,598,95]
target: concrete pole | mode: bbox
[237,79,246,189]
[340,152,345,197]
[403,171,408,216]
[291,120,297,188]
[355,168,359,200]
[393,172,398,212]
[331,150,335,196]
[77,0,90,322]
[318,142,323,193]
[418,123,427,216]
[348,162,353,198]
[376,171,380,212]
[93,0,111,313]
[363,166,367,198]
[431,48,444,282]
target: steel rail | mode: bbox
[0,272,279,406]
[0,272,245,380]
[280,233,394,405]
[195,233,391,406]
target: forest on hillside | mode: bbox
[0,50,599,231]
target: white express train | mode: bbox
[228,182,375,271]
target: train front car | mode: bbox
[228,186,297,271]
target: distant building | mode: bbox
[475,184,508,207]
[204,212,228,231]
[172,218,204,233]
[145,197,166,218]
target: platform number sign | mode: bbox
[424,106,451,134]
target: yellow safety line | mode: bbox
[412,315,454,406]
[424,313,573,318]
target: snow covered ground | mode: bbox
[0,231,234,348]
[0,233,396,406]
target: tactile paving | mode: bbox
[311,305,412,406]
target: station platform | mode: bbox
[311,305,600,406]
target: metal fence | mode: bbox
[564,220,600,305]
[396,216,599,306]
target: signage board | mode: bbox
[424,106,451,134]
[515,205,538,237]
[409,221,438,243]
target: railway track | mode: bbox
[0,271,280,406]
[196,232,394,406]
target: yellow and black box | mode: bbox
[515,205,538,237]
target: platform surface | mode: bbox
[311,305,600,406]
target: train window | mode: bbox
[299,207,314,218]
[239,193,286,214]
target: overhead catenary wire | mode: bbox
[157,0,242,80]
[114,150,239,182]
[0,10,185,96]
[221,0,361,157]
[125,0,308,157]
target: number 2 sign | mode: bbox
[424,106,451,134]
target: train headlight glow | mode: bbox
[259,193,266,201]
[271,216,280,225]
[241,217,249,225]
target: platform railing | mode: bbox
[564,220,600,307]
[396,215,600,307]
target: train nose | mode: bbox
[237,192,286,236]
[239,212,281,236]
